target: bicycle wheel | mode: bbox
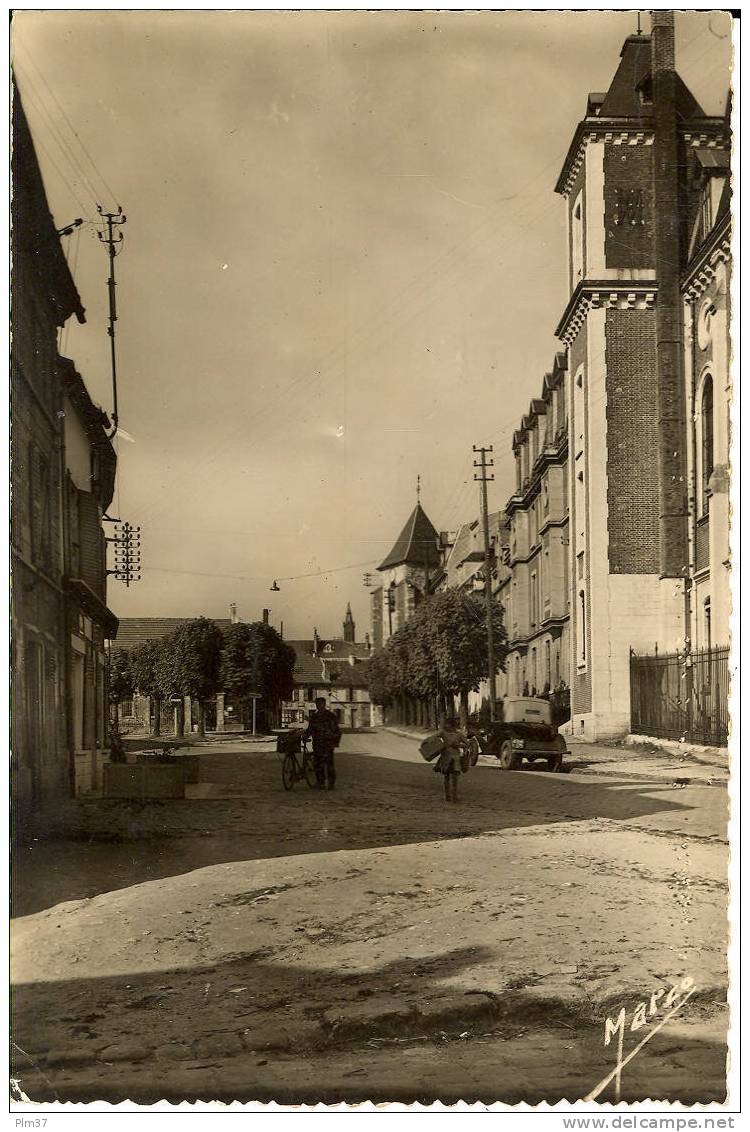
[282,753,297,791]
[303,752,318,789]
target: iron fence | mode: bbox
[630,646,729,748]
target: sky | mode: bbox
[12,10,733,641]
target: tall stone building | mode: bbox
[682,109,731,652]
[554,19,726,739]
[504,353,570,699]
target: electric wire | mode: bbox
[14,42,119,207]
[135,181,565,530]
[145,557,380,585]
[15,70,100,211]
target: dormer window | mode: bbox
[637,75,653,107]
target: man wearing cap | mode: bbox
[304,696,342,790]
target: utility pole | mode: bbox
[106,521,141,587]
[96,206,126,437]
[474,445,498,722]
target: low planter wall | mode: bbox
[103,763,186,799]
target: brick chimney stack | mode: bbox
[229,602,238,624]
[651,10,688,581]
[262,608,270,625]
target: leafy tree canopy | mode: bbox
[367,588,507,703]
[220,622,295,706]
[108,648,133,704]
[156,617,223,700]
[128,639,163,697]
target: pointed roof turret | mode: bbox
[378,502,441,572]
[556,28,713,196]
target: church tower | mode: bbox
[370,499,441,648]
[554,17,725,738]
[343,602,356,643]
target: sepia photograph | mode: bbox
[9,5,737,1113]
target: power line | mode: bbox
[22,120,92,217]
[144,557,380,585]
[136,184,563,531]
[16,69,100,210]
[14,41,119,206]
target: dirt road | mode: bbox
[12,731,729,1105]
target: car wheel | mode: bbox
[499,741,521,771]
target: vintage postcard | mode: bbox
[9,6,737,1116]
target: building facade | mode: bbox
[60,358,119,794]
[504,353,570,700]
[435,510,510,712]
[11,85,117,812]
[682,141,731,652]
[283,627,374,730]
[554,21,726,739]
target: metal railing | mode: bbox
[630,646,729,748]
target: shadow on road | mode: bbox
[11,939,727,1105]
[13,748,702,916]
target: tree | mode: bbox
[412,589,507,726]
[220,622,295,730]
[108,648,133,726]
[129,639,164,737]
[156,618,223,737]
[370,588,507,728]
[367,648,394,707]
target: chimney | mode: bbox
[229,602,238,624]
[262,608,270,625]
[313,627,319,656]
[365,631,371,653]
[651,10,688,580]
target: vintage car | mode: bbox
[475,697,567,771]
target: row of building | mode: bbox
[370,16,731,745]
[12,87,119,814]
[111,605,377,735]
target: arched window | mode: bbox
[700,375,714,516]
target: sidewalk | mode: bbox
[382,727,728,786]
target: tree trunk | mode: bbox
[196,700,205,738]
[459,689,469,729]
[112,701,119,727]
[151,695,161,738]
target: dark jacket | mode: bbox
[304,708,341,751]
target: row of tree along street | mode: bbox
[367,589,508,730]
[108,618,295,737]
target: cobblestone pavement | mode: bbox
[12,731,729,1105]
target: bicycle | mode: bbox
[280,735,318,791]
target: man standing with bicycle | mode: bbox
[304,697,342,791]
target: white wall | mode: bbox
[64,395,92,492]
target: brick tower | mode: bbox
[554,20,725,738]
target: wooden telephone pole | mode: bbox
[96,206,126,436]
[473,445,498,722]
